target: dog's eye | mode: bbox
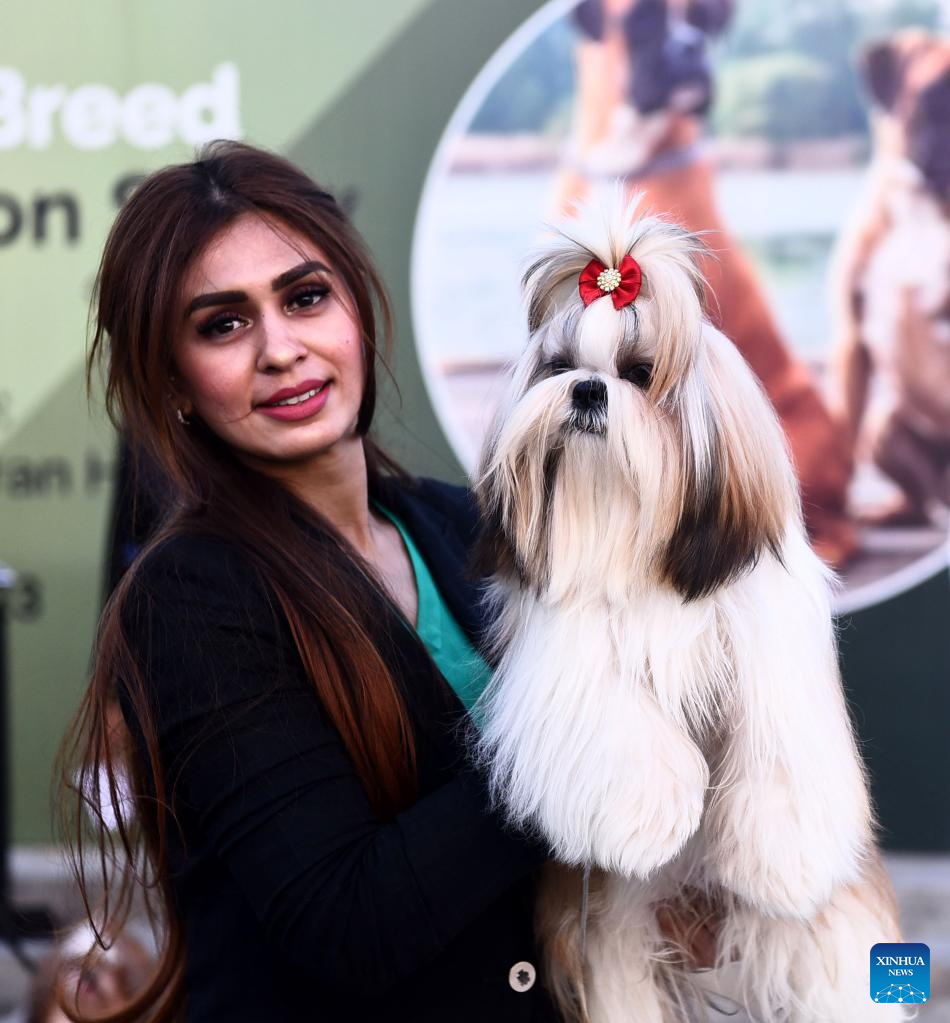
[622,364,653,388]
[547,359,573,375]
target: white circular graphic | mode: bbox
[411,0,950,613]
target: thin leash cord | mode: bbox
[576,863,593,1023]
[579,863,591,960]
[575,866,750,1023]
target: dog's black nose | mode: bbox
[572,378,607,411]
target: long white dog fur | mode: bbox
[472,195,905,1022]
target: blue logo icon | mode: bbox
[871,943,930,1004]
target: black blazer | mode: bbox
[119,475,560,1022]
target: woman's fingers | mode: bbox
[654,888,725,971]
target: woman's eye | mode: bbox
[196,313,248,338]
[548,359,573,375]
[622,364,653,388]
[287,285,329,311]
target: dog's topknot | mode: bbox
[522,188,708,336]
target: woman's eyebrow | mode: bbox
[182,262,331,319]
[271,260,331,292]
[183,290,247,318]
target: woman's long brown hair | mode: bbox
[56,141,420,1021]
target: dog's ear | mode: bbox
[662,329,797,602]
[863,41,903,111]
[573,0,605,41]
[686,0,733,36]
[469,494,520,583]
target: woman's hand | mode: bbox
[653,887,726,971]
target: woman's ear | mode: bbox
[166,375,193,422]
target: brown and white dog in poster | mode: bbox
[832,29,950,526]
[554,0,858,567]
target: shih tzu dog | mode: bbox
[472,196,904,1022]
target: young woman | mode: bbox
[60,141,718,1022]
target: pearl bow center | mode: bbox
[596,267,622,293]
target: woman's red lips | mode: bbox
[255,379,331,422]
[259,379,327,406]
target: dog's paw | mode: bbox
[705,767,868,919]
[587,737,709,878]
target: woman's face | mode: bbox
[171,214,365,473]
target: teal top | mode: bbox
[374,503,492,714]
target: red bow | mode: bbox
[578,254,642,309]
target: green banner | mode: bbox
[0,0,541,842]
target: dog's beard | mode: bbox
[478,365,685,606]
[567,405,606,436]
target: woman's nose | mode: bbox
[256,314,308,371]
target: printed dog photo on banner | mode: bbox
[411,0,950,613]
